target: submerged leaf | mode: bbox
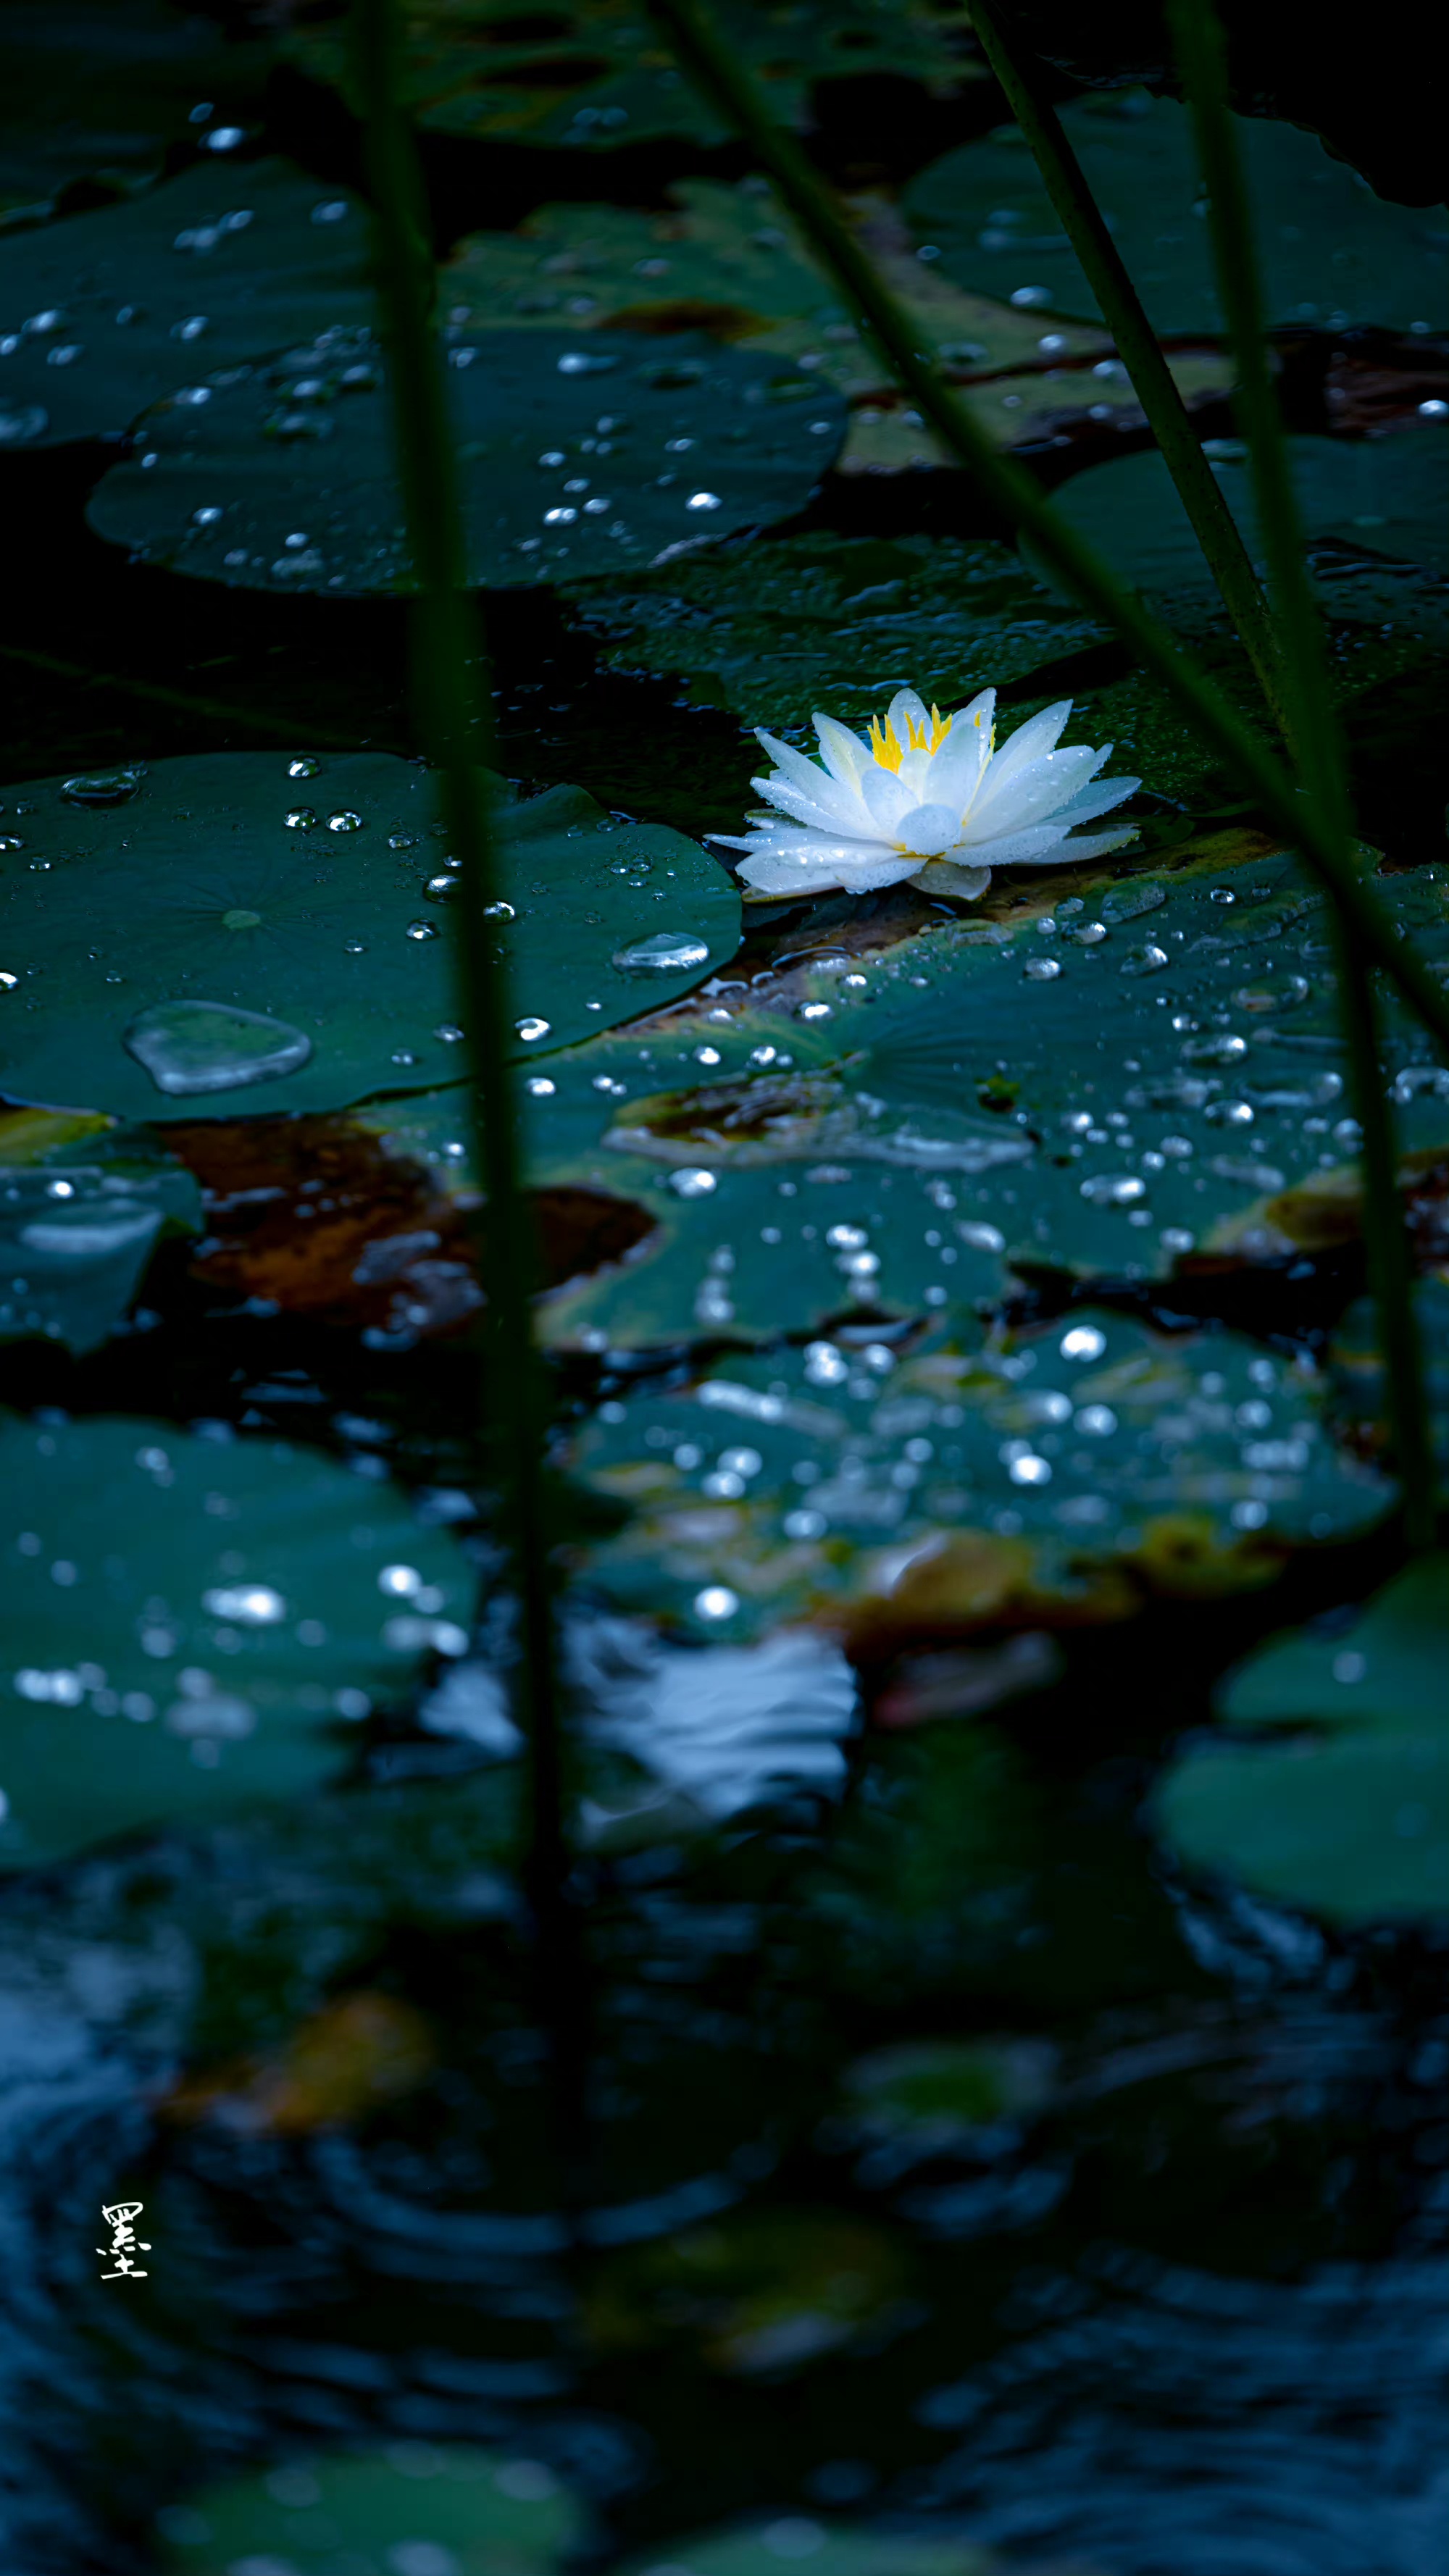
[1154,1556,1449,1924]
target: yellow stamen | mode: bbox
[869,702,953,770]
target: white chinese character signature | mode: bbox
[98,2199,151,2281]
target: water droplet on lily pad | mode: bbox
[515,1016,551,1042]
[62,765,145,807]
[287,756,321,779]
[285,806,317,830]
[1101,881,1166,922]
[122,999,312,1097]
[405,919,438,942]
[614,929,711,974]
[327,810,363,833]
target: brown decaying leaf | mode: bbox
[169,1113,656,1335]
[162,1992,435,2136]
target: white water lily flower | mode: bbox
[710,687,1140,899]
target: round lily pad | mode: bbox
[903,92,1449,336]
[1153,1555,1449,1925]
[0,1121,199,1352]
[563,531,1112,737]
[572,1309,1391,1642]
[156,2444,585,2576]
[285,0,977,154]
[0,1412,475,1872]
[1037,427,1449,613]
[0,157,373,450]
[0,751,740,1121]
[85,327,847,595]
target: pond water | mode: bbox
[0,12,1446,2575]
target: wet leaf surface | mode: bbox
[572,1308,1390,1644]
[0,1413,474,1870]
[561,531,1112,736]
[285,0,980,153]
[0,750,740,1120]
[1154,1555,1449,1923]
[904,92,1449,336]
[86,327,847,593]
[0,157,372,448]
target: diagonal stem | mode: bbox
[967,0,1291,740]
[350,0,588,2159]
[645,0,1449,1066]
[1166,0,1435,1544]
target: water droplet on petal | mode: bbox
[613,929,711,973]
[122,1000,312,1097]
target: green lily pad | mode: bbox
[0,158,373,451]
[572,1308,1391,1642]
[494,839,1449,1294]
[563,531,1112,738]
[0,1411,475,1872]
[85,327,847,595]
[0,750,740,1121]
[903,91,1449,335]
[156,2444,585,2576]
[0,1119,200,1352]
[616,2527,995,2576]
[585,2204,910,2372]
[1153,1555,1449,1925]
[1037,428,1449,612]
[0,0,270,220]
[285,0,977,154]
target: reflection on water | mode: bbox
[0,1679,1442,2576]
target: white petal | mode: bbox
[967,742,1110,836]
[1051,773,1140,825]
[753,729,867,816]
[753,771,869,836]
[886,687,930,737]
[956,819,1077,866]
[738,841,922,895]
[892,800,966,858]
[909,858,993,900]
[1032,824,1140,864]
[857,761,911,831]
[812,713,870,784]
[980,701,1073,798]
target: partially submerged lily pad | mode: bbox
[285,0,977,154]
[86,327,847,594]
[156,2444,585,2576]
[904,92,1449,336]
[563,532,1112,738]
[0,1118,199,1352]
[0,1413,474,1871]
[0,751,740,1120]
[572,1310,1391,1642]
[1153,1555,1449,1925]
[0,158,372,449]
[1039,427,1449,613]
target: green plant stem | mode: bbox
[350,0,587,2093]
[1166,0,1435,1545]
[646,0,1449,1064]
[967,0,1290,737]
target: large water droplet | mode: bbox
[287,756,321,780]
[1100,882,1165,923]
[613,930,711,974]
[122,1000,312,1097]
[515,1016,551,1042]
[1232,971,1311,1013]
[1119,942,1169,976]
[62,765,145,807]
[327,810,363,833]
[1181,1033,1248,1065]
